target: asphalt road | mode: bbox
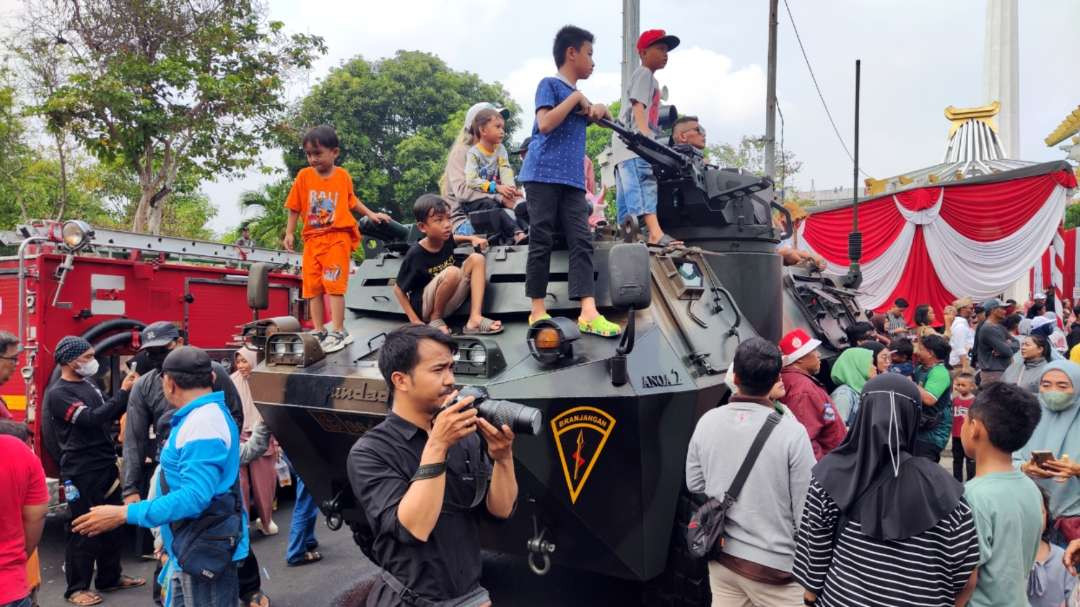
[35,493,637,607]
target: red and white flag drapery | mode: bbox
[798,166,1077,321]
[1031,226,1078,304]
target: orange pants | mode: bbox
[302,231,354,298]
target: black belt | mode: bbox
[378,570,489,607]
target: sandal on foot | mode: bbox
[463,317,503,335]
[578,314,622,338]
[528,313,552,326]
[287,550,323,567]
[242,590,271,607]
[67,591,103,606]
[428,318,449,333]
[99,575,146,592]
[648,233,684,248]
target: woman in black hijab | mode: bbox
[793,374,980,607]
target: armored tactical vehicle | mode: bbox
[244,119,865,605]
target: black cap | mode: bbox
[894,298,909,309]
[141,321,181,350]
[162,346,211,375]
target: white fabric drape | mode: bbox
[924,185,1068,301]
[799,184,1069,310]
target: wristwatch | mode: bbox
[412,462,447,481]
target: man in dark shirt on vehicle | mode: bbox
[348,324,517,606]
[44,336,145,605]
[975,298,1018,385]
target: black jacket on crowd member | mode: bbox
[975,321,1018,372]
[43,378,128,478]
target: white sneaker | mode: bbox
[320,331,351,353]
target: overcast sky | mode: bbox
[3,0,1078,235]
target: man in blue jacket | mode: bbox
[73,346,248,607]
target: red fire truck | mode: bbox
[0,219,303,498]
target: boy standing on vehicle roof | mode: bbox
[612,28,681,248]
[393,194,502,336]
[283,125,392,354]
[518,25,621,337]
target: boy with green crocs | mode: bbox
[518,25,621,337]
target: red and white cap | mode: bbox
[779,329,821,367]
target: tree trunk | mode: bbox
[53,134,69,220]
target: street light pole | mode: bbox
[764,0,779,181]
[621,0,640,114]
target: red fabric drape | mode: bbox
[801,196,904,264]
[895,187,941,211]
[874,228,956,321]
[940,173,1070,241]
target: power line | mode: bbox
[781,0,872,178]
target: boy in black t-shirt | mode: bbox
[393,194,503,335]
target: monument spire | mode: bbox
[984,0,1019,158]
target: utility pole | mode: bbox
[621,0,640,115]
[764,0,779,181]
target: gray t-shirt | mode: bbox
[610,65,660,166]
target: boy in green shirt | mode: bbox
[959,382,1044,606]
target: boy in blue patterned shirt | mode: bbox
[518,25,621,337]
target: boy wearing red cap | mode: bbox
[778,329,847,460]
[612,29,680,247]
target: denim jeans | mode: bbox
[286,462,319,564]
[0,596,32,607]
[168,564,238,607]
[614,156,658,225]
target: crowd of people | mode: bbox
[688,291,1080,606]
[3,19,1080,607]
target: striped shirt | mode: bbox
[793,478,979,607]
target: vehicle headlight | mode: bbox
[61,220,94,251]
[266,333,326,367]
[452,338,504,377]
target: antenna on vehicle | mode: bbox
[841,59,863,289]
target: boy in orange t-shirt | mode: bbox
[284,125,390,353]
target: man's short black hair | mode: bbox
[894,298,909,309]
[413,193,451,224]
[0,420,30,442]
[732,337,782,397]
[1006,299,1017,306]
[0,331,17,354]
[163,369,214,390]
[919,333,951,363]
[844,321,875,345]
[378,324,458,397]
[1003,314,1022,332]
[302,124,340,150]
[673,115,699,130]
[553,25,594,67]
[889,337,913,358]
[969,382,1041,452]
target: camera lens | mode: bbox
[476,399,542,436]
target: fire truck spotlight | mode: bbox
[265,332,325,368]
[61,220,94,251]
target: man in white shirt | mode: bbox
[949,296,975,368]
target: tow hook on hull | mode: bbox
[526,515,556,576]
[322,491,344,531]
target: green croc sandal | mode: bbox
[529,313,552,325]
[578,314,622,337]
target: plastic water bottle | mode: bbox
[63,480,80,503]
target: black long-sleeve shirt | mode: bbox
[976,321,1018,372]
[43,378,128,478]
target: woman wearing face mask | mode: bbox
[829,347,876,425]
[1016,361,1080,544]
[1002,334,1053,394]
[42,336,144,605]
[793,374,979,607]
[232,348,280,536]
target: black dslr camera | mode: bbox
[454,385,542,436]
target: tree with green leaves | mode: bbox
[708,135,802,191]
[286,51,519,219]
[27,0,325,234]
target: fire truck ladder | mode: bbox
[3,222,302,268]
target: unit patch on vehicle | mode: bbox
[551,406,616,504]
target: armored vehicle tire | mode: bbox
[640,488,711,607]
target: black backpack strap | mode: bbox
[724,412,782,504]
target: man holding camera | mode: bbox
[348,325,517,606]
